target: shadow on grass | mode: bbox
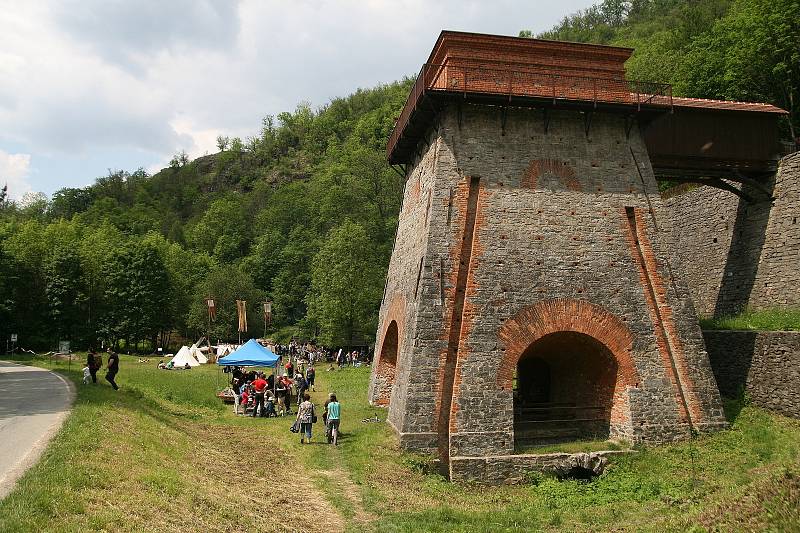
[722,390,749,424]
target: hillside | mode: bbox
[0,80,412,350]
[1,0,797,352]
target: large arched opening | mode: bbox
[498,299,639,449]
[374,320,399,406]
[514,331,619,447]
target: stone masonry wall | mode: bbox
[704,330,800,419]
[368,128,439,446]
[441,105,725,461]
[373,103,728,472]
[664,152,800,317]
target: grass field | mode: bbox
[0,354,799,532]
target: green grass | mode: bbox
[516,439,627,455]
[1,354,799,532]
[700,308,800,331]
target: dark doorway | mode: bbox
[375,321,399,406]
[514,331,617,448]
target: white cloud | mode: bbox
[0,0,596,195]
[0,150,32,200]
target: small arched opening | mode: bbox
[374,320,399,406]
[514,331,618,448]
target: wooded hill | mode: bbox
[1,0,796,351]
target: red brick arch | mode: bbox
[497,299,639,427]
[521,158,582,191]
[374,294,406,406]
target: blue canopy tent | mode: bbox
[217,339,279,367]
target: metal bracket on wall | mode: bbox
[732,169,775,202]
[446,186,453,225]
[584,111,594,138]
[389,164,407,179]
[543,107,550,135]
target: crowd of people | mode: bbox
[224,341,358,445]
[271,340,372,369]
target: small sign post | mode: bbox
[59,340,71,371]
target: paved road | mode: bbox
[0,361,74,499]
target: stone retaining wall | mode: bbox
[664,152,800,317]
[704,330,800,419]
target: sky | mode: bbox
[0,0,596,200]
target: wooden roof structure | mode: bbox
[387,31,788,192]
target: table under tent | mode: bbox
[216,339,280,413]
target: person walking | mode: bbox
[295,373,307,407]
[86,350,99,384]
[296,393,316,444]
[325,393,341,445]
[275,377,288,416]
[105,349,120,390]
[305,365,316,392]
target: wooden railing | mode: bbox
[387,63,673,161]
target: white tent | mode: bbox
[216,344,234,357]
[190,345,208,364]
[169,346,200,368]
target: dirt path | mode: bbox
[317,468,376,525]
[186,423,347,533]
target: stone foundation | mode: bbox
[450,451,629,484]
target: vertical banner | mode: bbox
[206,298,216,321]
[236,300,248,332]
[263,301,272,326]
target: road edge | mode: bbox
[0,361,76,500]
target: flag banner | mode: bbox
[236,300,247,332]
[263,302,272,324]
[206,298,216,321]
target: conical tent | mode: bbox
[217,339,279,367]
[170,346,200,367]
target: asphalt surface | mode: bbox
[0,361,74,499]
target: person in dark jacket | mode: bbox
[106,349,120,390]
[86,349,99,384]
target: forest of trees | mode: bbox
[0,80,411,351]
[1,0,796,352]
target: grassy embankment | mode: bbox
[700,309,800,331]
[0,354,798,532]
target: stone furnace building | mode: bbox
[368,31,787,482]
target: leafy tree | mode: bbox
[306,220,383,346]
[0,238,17,344]
[100,241,171,350]
[677,0,799,138]
[49,187,95,220]
[186,196,249,261]
[45,245,86,345]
